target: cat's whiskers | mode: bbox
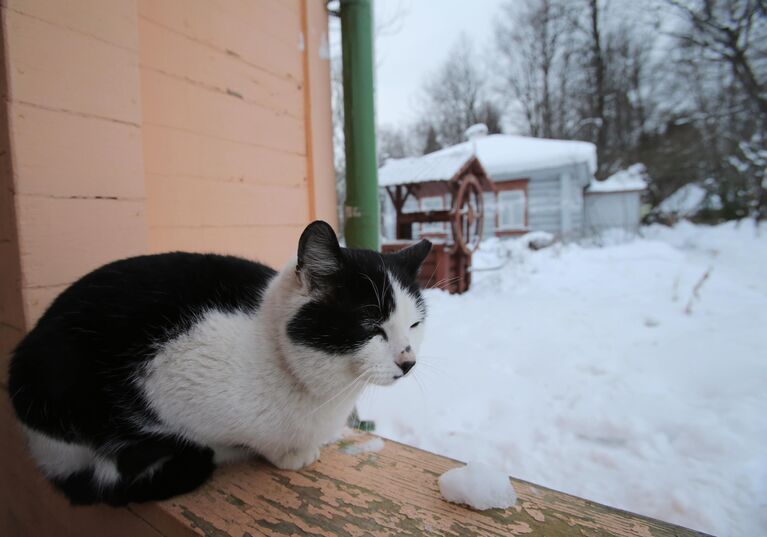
[310,370,370,415]
[424,259,441,289]
[378,255,390,307]
[415,357,459,383]
[411,369,430,408]
[360,273,383,315]
[348,375,374,420]
[430,275,464,291]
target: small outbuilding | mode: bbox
[584,164,648,235]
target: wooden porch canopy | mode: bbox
[379,152,496,254]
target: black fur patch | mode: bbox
[8,252,275,503]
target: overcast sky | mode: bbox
[331,0,508,129]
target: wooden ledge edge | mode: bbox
[128,433,711,537]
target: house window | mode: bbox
[418,196,448,236]
[498,190,526,230]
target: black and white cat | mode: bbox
[8,221,431,505]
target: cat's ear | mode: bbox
[395,239,432,280]
[296,221,343,290]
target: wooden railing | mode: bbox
[124,434,709,537]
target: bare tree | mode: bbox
[666,0,767,218]
[419,35,502,148]
[668,0,767,118]
[588,0,608,155]
[377,125,420,163]
[494,0,573,138]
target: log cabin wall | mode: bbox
[0,1,335,534]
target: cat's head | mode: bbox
[286,221,431,387]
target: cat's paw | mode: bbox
[271,446,321,471]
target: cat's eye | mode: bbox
[373,327,388,341]
[410,321,420,329]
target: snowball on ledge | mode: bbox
[439,461,517,511]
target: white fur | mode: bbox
[23,426,92,478]
[93,456,120,487]
[23,426,120,487]
[140,260,425,471]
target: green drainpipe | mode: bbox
[340,0,379,250]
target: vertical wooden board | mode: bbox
[0,323,23,387]
[138,0,303,79]
[9,103,145,198]
[141,69,305,155]
[138,18,303,117]
[141,124,306,188]
[146,173,308,229]
[15,196,147,289]
[0,394,165,537]
[0,239,24,387]
[0,241,24,328]
[4,0,138,51]
[302,0,337,228]
[3,10,140,123]
[0,173,15,241]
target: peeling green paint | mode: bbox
[221,491,246,508]
[352,454,379,471]
[179,507,231,537]
[168,438,710,537]
[335,439,354,450]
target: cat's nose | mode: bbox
[395,345,415,376]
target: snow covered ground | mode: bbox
[358,220,767,536]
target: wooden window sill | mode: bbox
[127,433,709,537]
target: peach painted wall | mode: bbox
[0,0,149,370]
[140,0,336,268]
[0,1,336,534]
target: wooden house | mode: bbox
[381,128,598,241]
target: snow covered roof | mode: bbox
[379,148,474,187]
[587,163,648,193]
[379,134,597,187]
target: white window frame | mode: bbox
[497,189,526,231]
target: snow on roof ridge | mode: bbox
[588,163,648,193]
[379,133,598,187]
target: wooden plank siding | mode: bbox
[0,0,149,382]
[137,0,335,267]
[1,1,337,534]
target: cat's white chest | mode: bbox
[140,307,355,464]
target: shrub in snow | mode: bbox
[439,462,517,510]
[523,231,555,250]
